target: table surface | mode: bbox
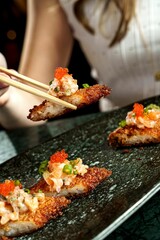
[0,112,160,240]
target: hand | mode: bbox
[0,73,10,107]
[0,53,10,106]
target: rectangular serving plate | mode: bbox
[0,95,160,240]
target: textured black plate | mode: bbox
[1,96,160,240]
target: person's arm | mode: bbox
[0,0,73,129]
[19,0,73,83]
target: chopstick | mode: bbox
[0,66,49,90]
[0,69,77,110]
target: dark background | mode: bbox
[0,0,26,69]
[0,0,99,117]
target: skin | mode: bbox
[0,0,73,129]
[0,53,9,106]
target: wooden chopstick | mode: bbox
[0,75,77,110]
[0,66,49,90]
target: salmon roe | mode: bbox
[0,180,15,197]
[133,103,144,117]
[54,67,69,80]
[50,149,68,163]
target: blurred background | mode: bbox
[0,0,26,69]
[0,0,99,116]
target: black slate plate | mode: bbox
[1,95,160,240]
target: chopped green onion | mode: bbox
[49,80,53,85]
[39,160,48,175]
[82,83,90,88]
[73,169,78,175]
[69,160,75,167]
[24,188,30,194]
[70,159,79,167]
[119,120,127,128]
[10,197,16,202]
[14,180,21,186]
[63,164,73,174]
[54,87,60,92]
[144,104,160,112]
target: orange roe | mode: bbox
[0,180,15,197]
[133,103,144,117]
[50,149,68,163]
[54,67,70,80]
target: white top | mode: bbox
[59,0,160,110]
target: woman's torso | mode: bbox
[59,0,160,110]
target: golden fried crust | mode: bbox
[19,196,70,227]
[28,84,111,121]
[108,125,160,147]
[0,196,70,238]
[31,167,112,198]
[67,167,112,191]
[31,179,50,194]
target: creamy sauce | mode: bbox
[48,74,78,97]
[0,186,45,225]
[43,158,88,193]
[126,108,160,128]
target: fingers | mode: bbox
[9,69,19,80]
[0,68,19,88]
[0,72,10,88]
[0,69,19,99]
[0,54,14,105]
[0,73,10,99]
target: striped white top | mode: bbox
[60,0,160,110]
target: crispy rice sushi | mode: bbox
[108,103,160,147]
[28,67,111,121]
[0,180,70,238]
[31,149,112,198]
